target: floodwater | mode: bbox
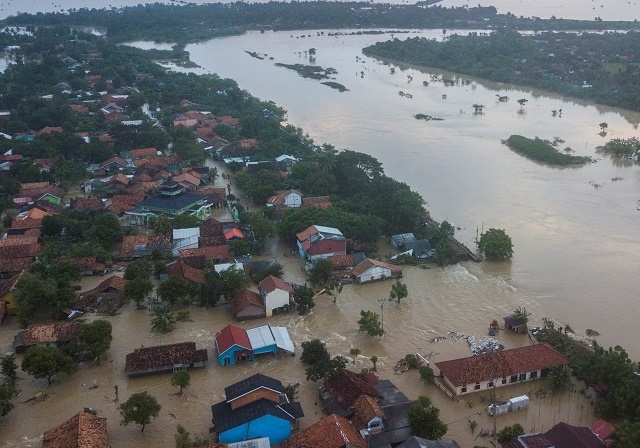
[0,0,638,20]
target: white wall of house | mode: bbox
[356,266,392,284]
[444,369,543,396]
[263,289,290,317]
[308,250,345,261]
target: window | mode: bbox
[530,370,538,379]
[461,386,467,393]
[510,375,518,383]
[474,382,481,391]
[488,381,494,388]
[501,377,507,385]
[519,373,527,381]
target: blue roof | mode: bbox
[211,398,303,434]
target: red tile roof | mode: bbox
[280,414,366,448]
[590,420,615,444]
[231,289,265,318]
[133,155,179,169]
[81,275,126,298]
[120,235,170,258]
[351,258,401,277]
[179,245,229,261]
[125,341,208,375]
[168,259,205,284]
[11,217,43,230]
[0,257,33,274]
[302,196,332,209]
[215,324,251,355]
[131,147,158,159]
[295,225,318,242]
[259,275,293,294]
[327,254,355,269]
[324,369,382,409]
[0,235,39,246]
[0,242,40,258]
[18,322,81,348]
[351,394,385,430]
[435,343,569,388]
[99,156,128,169]
[42,411,108,448]
[64,257,107,273]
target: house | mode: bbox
[211,374,304,444]
[215,324,253,366]
[390,233,416,249]
[12,322,81,353]
[124,341,208,377]
[590,420,615,446]
[71,198,104,212]
[266,189,302,208]
[120,235,171,258]
[179,245,230,266]
[195,188,228,209]
[280,414,366,448]
[130,147,159,159]
[42,411,108,448]
[247,324,295,356]
[507,422,607,448]
[296,225,347,260]
[434,343,569,396]
[126,182,211,226]
[231,289,266,320]
[64,257,107,275]
[0,237,40,278]
[258,275,293,317]
[99,156,129,171]
[504,314,527,334]
[319,369,383,417]
[404,240,437,259]
[172,227,201,255]
[167,258,205,284]
[74,275,127,312]
[397,437,461,448]
[351,258,402,284]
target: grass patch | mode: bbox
[414,113,444,121]
[504,135,592,165]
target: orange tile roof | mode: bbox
[131,147,158,159]
[351,258,401,277]
[19,322,81,347]
[259,275,293,294]
[120,235,170,258]
[324,369,382,409]
[72,197,104,210]
[280,414,366,448]
[64,257,106,272]
[0,235,39,246]
[82,275,126,298]
[295,225,318,242]
[42,411,108,448]
[179,244,229,261]
[231,289,265,317]
[435,343,569,387]
[0,242,40,258]
[168,259,205,284]
[351,394,385,430]
[11,218,42,230]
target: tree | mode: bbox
[370,356,379,371]
[124,259,153,280]
[419,365,435,382]
[497,423,525,444]
[293,284,315,315]
[242,211,276,253]
[171,137,206,165]
[300,339,347,381]
[389,280,408,304]
[21,345,77,386]
[153,216,173,236]
[517,98,528,107]
[586,328,601,342]
[308,258,334,287]
[408,396,448,440]
[119,391,161,433]
[171,370,190,395]
[93,214,123,248]
[151,307,178,333]
[548,364,571,393]
[1,354,18,386]
[158,276,190,306]
[124,277,153,308]
[218,265,249,301]
[478,228,513,261]
[612,421,640,448]
[175,424,192,448]
[513,306,531,329]
[324,277,343,303]
[358,310,384,336]
[72,320,113,363]
[599,122,609,133]
[349,348,361,364]
[0,384,14,417]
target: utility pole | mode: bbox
[378,297,385,332]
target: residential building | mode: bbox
[124,341,208,377]
[74,275,127,312]
[42,411,108,448]
[434,343,569,396]
[231,289,266,320]
[266,189,303,208]
[120,235,171,258]
[280,414,366,448]
[211,373,304,444]
[215,324,294,366]
[507,422,607,448]
[396,437,461,448]
[258,275,293,317]
[296,224,347,260]
[64,257,107,276]
[12,322,81,353]
[504,314,527,334]
[351,258,402,284]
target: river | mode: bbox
[0,5,639,448]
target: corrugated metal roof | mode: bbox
[227,437,271,448]
[173,227,200,240]
[271,326,295,354]
[247,325,276,350]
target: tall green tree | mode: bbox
[21,345,77,386]
[293,284,315,315]
[119,391,162,433]
[0,385,14,417]
[408,396,448,440]
[124,277,153,308]
[171,370,190,395]
[1,354,18,386]
[497,423,525,444]
[300,339,347,381]
[389,280,408,304]
[71,319,113,363]
[612,422,640,448]
[478,228,513,261]
[358,310,384,336]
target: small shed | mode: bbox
[390,233,416,249]
[504,315,527,334]
[247,325,278,356]
[508,395,529,411]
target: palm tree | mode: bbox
[472,104,485,114]
[317,145,338,172]
[517,98,528,107]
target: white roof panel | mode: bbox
[314,225,343,236]
[172,227,200,240]
[247,325,276,350]
[271,326,295,354]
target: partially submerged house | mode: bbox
[42,411,108,448]
[211,373,304,444]
[296,225,347,260]
[434,343,569,396]
[124,341,208,377]
[13,322,81,353]
[215,324,294,366]
[258,275,293,317]
[351,258,402,285]
[507,422,607,448]
[73,275,127,312]
[120,235,171,258]
[504,314,527,334]
[231,289,266,321]
[280,413,366,448]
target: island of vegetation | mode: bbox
[598,137,640,161]
[414,113,444,122]
[363,29,640,112]
[503,135,593,166]
[321,81,348,92]
[274,63,337,80]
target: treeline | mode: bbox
[364,29,640,112]
[4,2,639,44]
[504,135,592,165]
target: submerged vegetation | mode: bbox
[414,113,444,122]
[274,63,337,80]
[598,137,640,161]
[504,135,592,166]
[321,81,348,92]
